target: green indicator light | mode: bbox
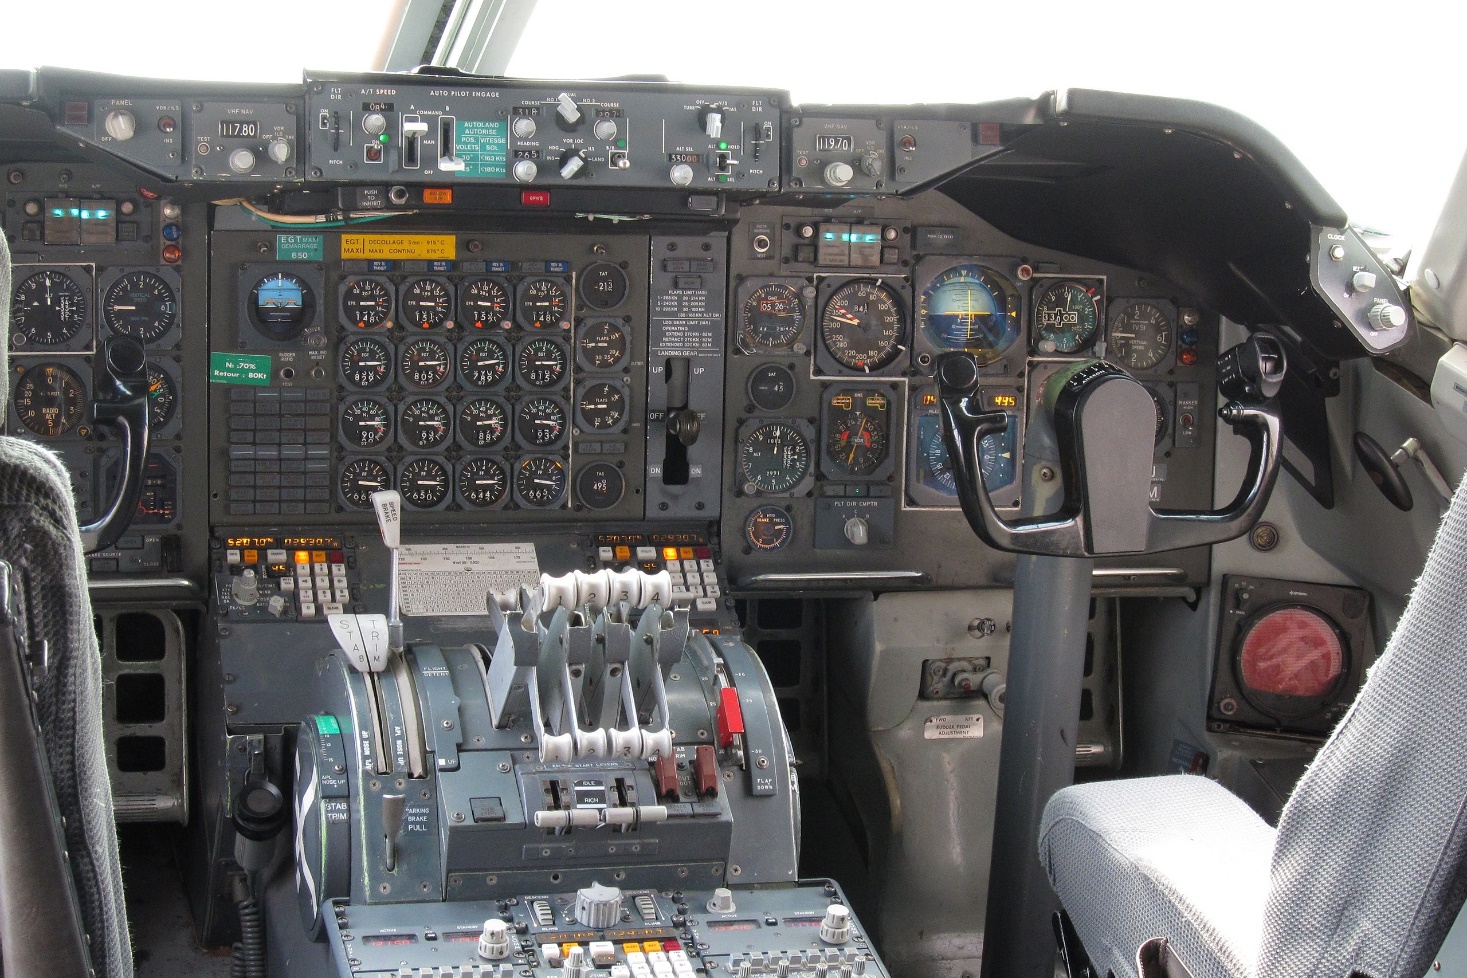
[617,139,626,148]
[718,141,728,151]
[717,174,729,183]
[316,714,341,735]
[379,134,389,143]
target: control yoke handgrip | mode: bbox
[936,350,1285,558]
[79,337,150,554]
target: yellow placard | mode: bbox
[339,234,457,260]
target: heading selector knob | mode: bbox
[574,881,622,928]
[513,159,539,183]
[228,148,257,174]
[819,904,852,945]
[478,918,511,960]
[103,109,137,142]
[824,161,854,188]
[512,115,538,140]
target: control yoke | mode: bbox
[79,336,151,554]
[935,335,1287,557]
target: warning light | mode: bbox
[294,551,311,564]
[662,547,679,562]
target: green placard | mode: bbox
[209,352,272,386]
[315,715,341,736]
[276,233,324,261]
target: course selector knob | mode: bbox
[574,881,622,928]
[824,161,854,188]
[594,118,619,141]
[819,905,852,945]
[478,918,511,960]
[669,163,694,186]
[1368,301,1407,330]
[104,109,137,141]
[228,148,257,174]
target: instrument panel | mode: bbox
[3,75,1222,589]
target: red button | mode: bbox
[694,546,711,560]
[694,744,719,797]
[717,688,745,748]
[663,940,682,952]
[521,190,551,207]
[329,550,345,564]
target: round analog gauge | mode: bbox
[339,335,392,389]
[400,278,453,330]
[398,397,452,450]
[340,397,393,449]
[1109,301,1173,371]
[915,415,957,497]
[748,363,797,412]
[341,278,393,329]
[459,278,510,330]
[399,336,452,389]
[918,264,1019,362]
[517,396,568,448]
[740,282,805,352]
[516,337,568,388]
[979,415,1018,491]
[576,382,627,432]
[577,320,628,370]
[820,280,905,371]
[339,457,391,509]
[399,457,450,509]
[11,270,87,346]
[745,506,793,552]
[827,411,888,476]
[1146,385,1169,445]
[103,271,176,342]
[738,421,811,494]
[1032,280,1102,354]
[457,397,508,449]
[458,457,507,508]
[516,456,568,508]
[12,362,86,437]
[458,336,510,389]
[249,272,315,341]
[576,461,625,510]
[517,278,569,330]
[146,365,178,429]
[580,262,628,311]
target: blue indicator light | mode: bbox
[68,207,80,217]
[822,231,836,240]
[1179,329,1199,347]
[162,223,182,242]
[95,209,110,219]
[51,208,65,218]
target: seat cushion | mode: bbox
[1039,775,1275,978]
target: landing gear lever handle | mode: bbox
[936,345,1286,558]
[80,336,150,554]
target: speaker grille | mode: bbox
[1239,607,1344,702]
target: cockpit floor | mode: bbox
[120,825,233,978]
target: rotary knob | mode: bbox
[557,93,582,127]
[228,148,257,174]
[512,115,538,140]
[103,109,137,141]
[857,152,883,178]
[593,117,619,141]
[478,918,511,960]
[824,161,854,188]
[1368,301,1407,330]
[362,112,387,136]
[268,140,292,165]
[559,150,588,180]
[562,946,590,978]
[843,517,869,546]
[707,887,736,913]
[669,163,694,186]
[819,904,852,945]
[513,159,539,183]
[573,881,622,928]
